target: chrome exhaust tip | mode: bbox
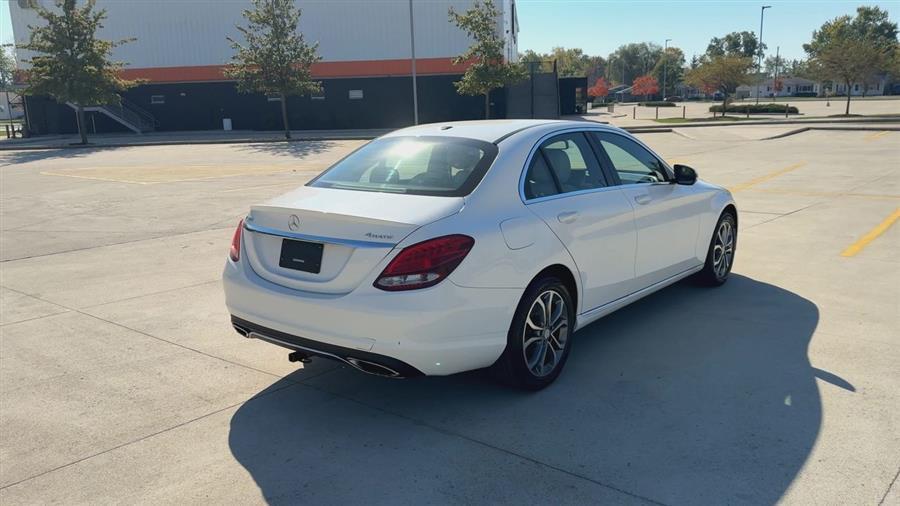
[233,324,250,337]
[345,357,401,378]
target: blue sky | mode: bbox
[2,1,898,62]
[516,0,899,61]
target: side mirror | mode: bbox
[674,164,697,185]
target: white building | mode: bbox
[737,75,889,99]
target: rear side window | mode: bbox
[309,136,498,197]
[524,132,606,200]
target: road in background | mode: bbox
[586,97,900,127]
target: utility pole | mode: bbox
[756,5,771,104]
[773,45,780,101]
[408,0,419,125]
[663,38,671,99]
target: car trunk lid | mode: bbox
[243,186,464,294]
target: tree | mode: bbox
[685,56,754,113]
[631,75,659,100]
[519,47,605,81]
[449,0,525,118]
[606,42,662,85]
[805,7,898,114]
[226,0,321,140]
[0,46,15,122]
[20,0,136,145]
[809,39,891,114]
[651,46,685,97]
[763,54,787,77]
[805,6,898,56]
[706,31,764,59]
[587,77,609,100]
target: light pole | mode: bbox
[408,0,419,125]
[663,38,671,100]
[755,5,771,105]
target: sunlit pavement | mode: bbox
[1,127,898,504]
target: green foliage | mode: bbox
[639,101,676,107]
[709,104,798,114]
[449,0,525,117]
[685,55,754,110]
[804,6,898,56]
[20,0,136,106]
[0,46,15,91]
[804,6,898,114]
[706,31,764,59]
[226,0,321,97]
[651,46,685,93]
[521,47,605,83]
[605,42,662,85]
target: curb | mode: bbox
[760,125,900,140]
[0,134,379,151]
[636,116,900,130]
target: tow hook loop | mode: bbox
[288,351,312,364]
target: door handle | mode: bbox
[633,194,652,205]
[557,211,578,224]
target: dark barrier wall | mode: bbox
[24,74,507,135]
[558,77,587,115]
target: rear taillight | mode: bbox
[229,219,243,262]
[374,235,474,291]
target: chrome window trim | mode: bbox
[518,127,674,205]
[243,220,396,248]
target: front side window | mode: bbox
[592,132,670,184]
[309,136,497,197]
[524,132,605,200]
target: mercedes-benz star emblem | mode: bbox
[288,215,301,231]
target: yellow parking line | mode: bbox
[864,131,890,142]
[728,162,807,192]
[840,208,900,257]
[40,171,152,185]
[749,188,900,201]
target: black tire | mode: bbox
[695,210,737,286]
[492,275,575,390]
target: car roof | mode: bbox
[381,119,623,144]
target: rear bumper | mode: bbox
[223,257,520,376]
[231,316,424,378]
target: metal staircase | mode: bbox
[67,98,156,133]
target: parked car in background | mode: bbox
[224,120,738,389]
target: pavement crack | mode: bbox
[0,227,232,263]
[0,380,303,492]
[0,285,286,381]
[879,464,900,506]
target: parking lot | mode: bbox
[1,126,898,504]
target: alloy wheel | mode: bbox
[522,289,569,377]
[712,219,735,279]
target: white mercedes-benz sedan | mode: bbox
[224,120,737,389]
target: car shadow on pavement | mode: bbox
[228,275,850,504]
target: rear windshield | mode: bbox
[308,136,498,197]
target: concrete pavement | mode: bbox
[1,128,898,504]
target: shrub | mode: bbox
[709,104,799,114]
[640,101,677,107]
[793,92,817,97]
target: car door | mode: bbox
[522,131,637,312]
[590,131,703,287]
